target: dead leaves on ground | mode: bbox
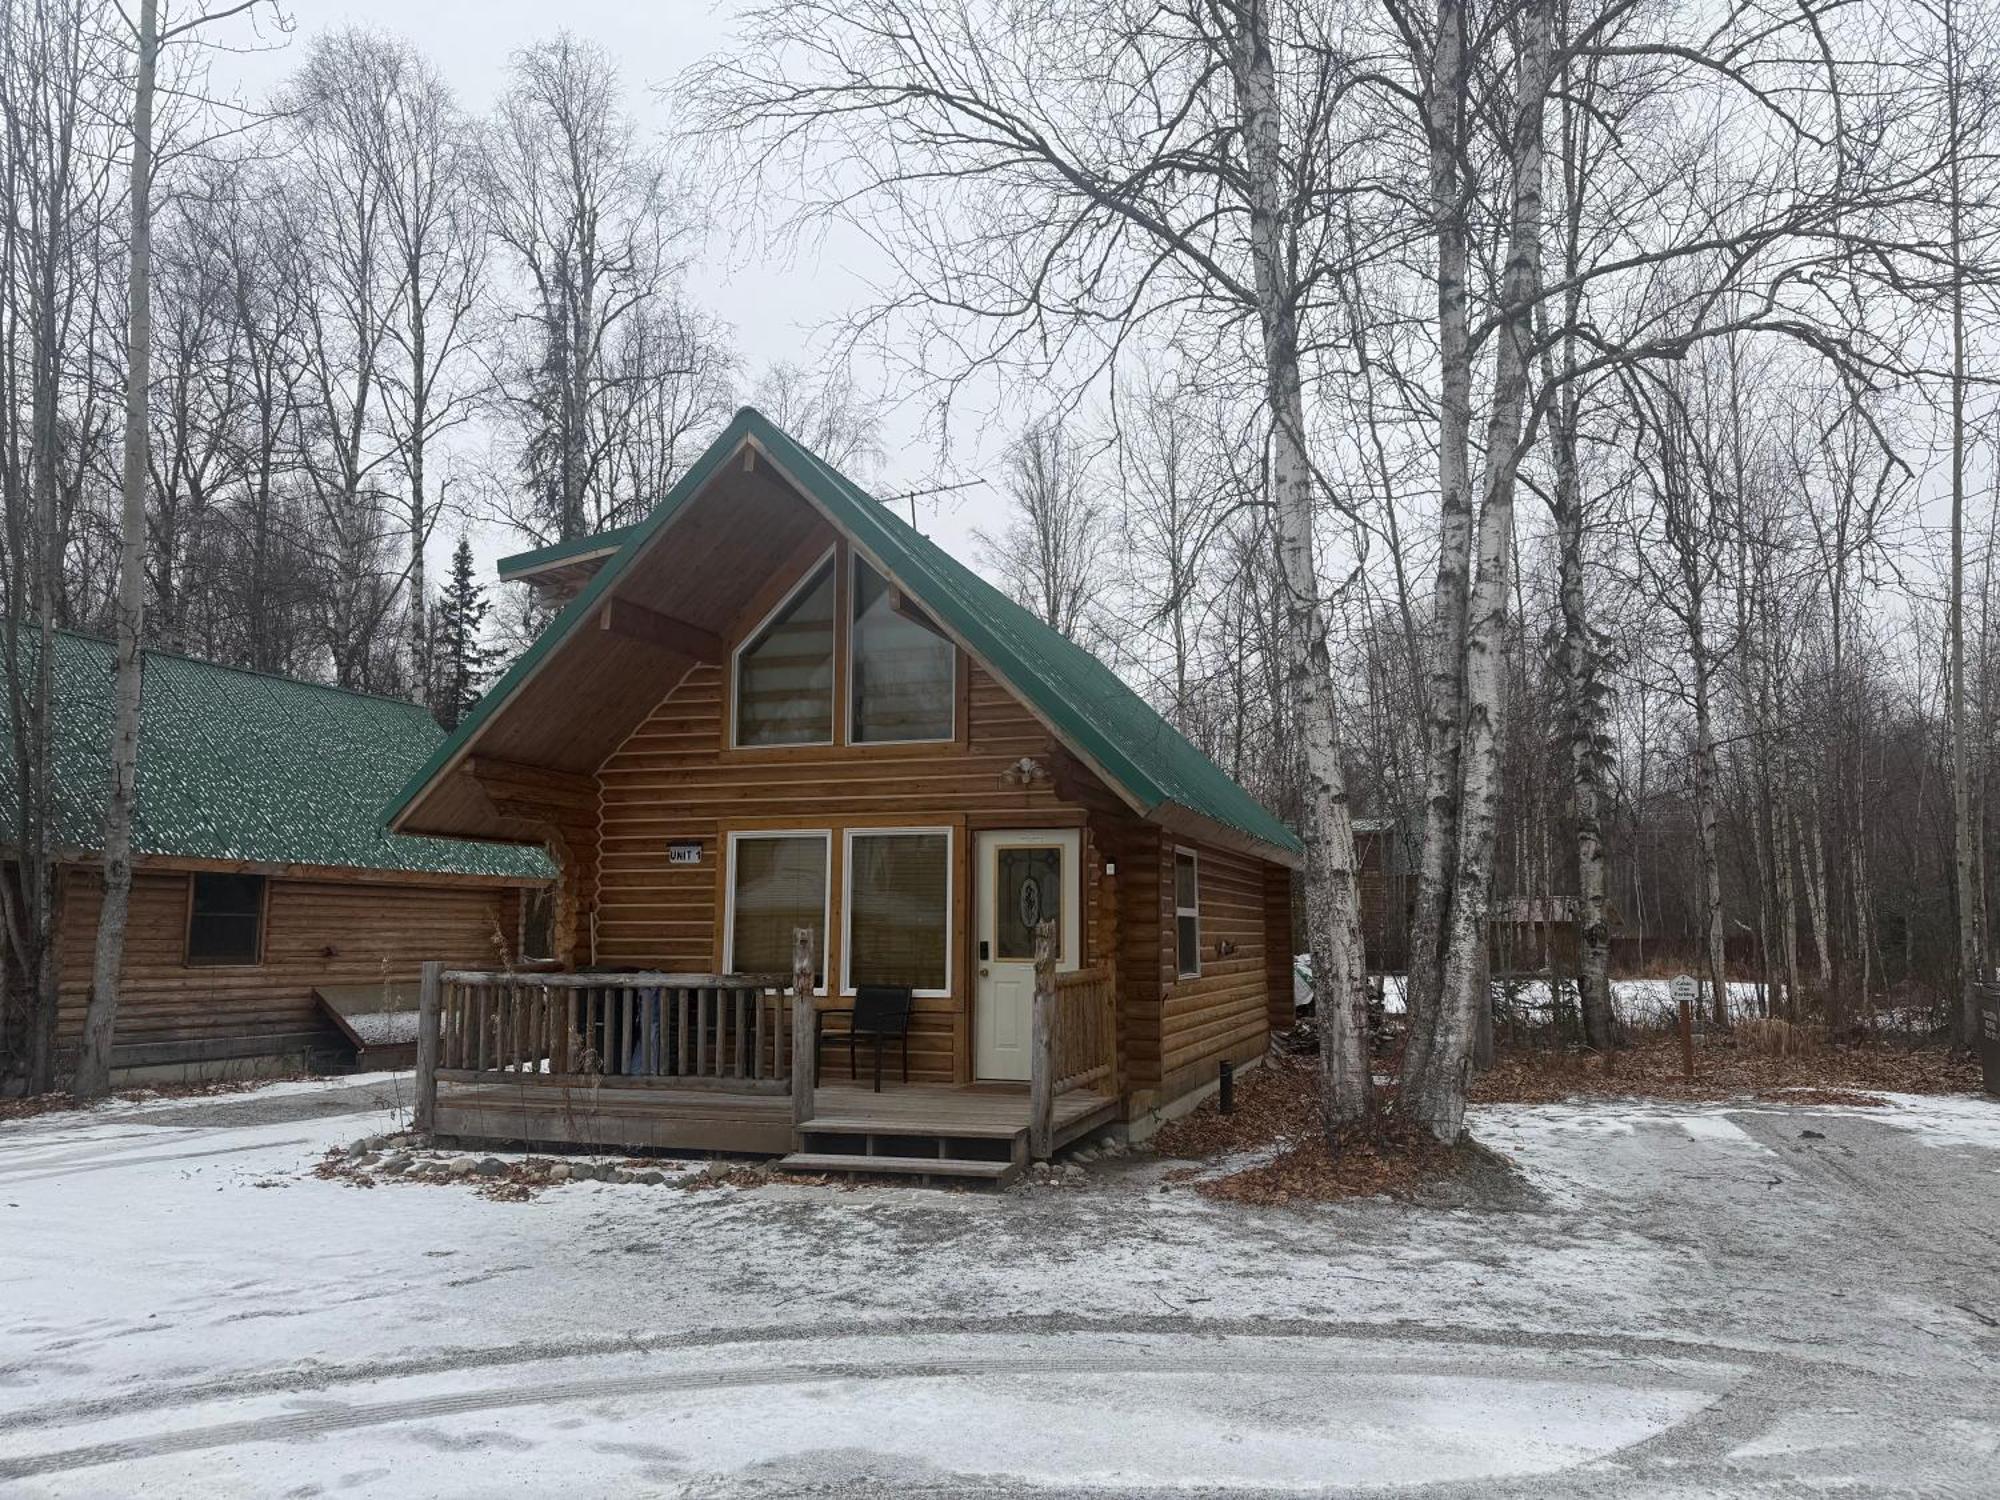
[1151,1054,1468,1207]
[1469,1033,1978,1106]
[1150,1036,1980,1208]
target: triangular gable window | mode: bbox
[850,557,955,742]
[735,555,836,746]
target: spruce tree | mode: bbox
[430,536,500,729]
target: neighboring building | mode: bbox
[389,409,1302,1171]
[2,633,553,1084]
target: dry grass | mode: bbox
[1469,1033,1978,1106]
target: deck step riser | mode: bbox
[777,1151,1019,1184]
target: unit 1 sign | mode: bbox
[666,842,704,866]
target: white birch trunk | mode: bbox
[76,0,158,1098]
[1230,1,1370,1125]
[1406,0,1551,1142]
[1399,0,1474,1088]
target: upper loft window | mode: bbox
[186,872,266,965]
[849,557,954,743]
[734,554,836,747]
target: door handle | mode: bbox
[979,967,990,976]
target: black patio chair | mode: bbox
[815,985,913,1092]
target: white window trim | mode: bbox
[844,553,957,747]
[723,828,832,995]
[730,546,839,750]
[1174,846,1201,979]
[840,825,954,998]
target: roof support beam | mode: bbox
[597,596,724,663]
[463,756,598,814]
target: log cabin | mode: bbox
[1,632,554,1086]
[391,408,1304,1183]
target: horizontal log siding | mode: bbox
[56,868,517,1060]
[1096,817,1163,1089]
[591,660,1079,1084]
[1264,861,1296,1034]
[1157,839,1273,1089]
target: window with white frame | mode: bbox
[734,554,836,746]
[849,556,955,743]
[1174,848,1201,979]
[844,828,951,993]
[726,832,829,986]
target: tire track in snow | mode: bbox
[0,1313,1788,1439]
[0,1340,1743,1482]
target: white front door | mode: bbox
[974,828,1082,1081]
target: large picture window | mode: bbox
[1174,848,1201,979]
[734,555,836,746]
[727,832,829,986]
[186,873,266,965]
[844,828,951,993]
[850,558,954,743]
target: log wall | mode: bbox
[1150,838,1279,1104]
[55,867,524,1071]
[576,537,1286,1103]
[591,655,1091,1084]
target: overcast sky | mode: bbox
[216,0,1007,591]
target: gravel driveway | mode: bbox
[1,1076,1995,1497]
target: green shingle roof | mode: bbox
[496,525,637,580]
[392,408,1302,862]
[4,630,552,880]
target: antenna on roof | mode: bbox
[877,477,987,531]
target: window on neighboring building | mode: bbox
[186,872,266,965]
[844,828,950,993]
[849,557,954,742]
[734,555,836,746]
[1174,848,1200,979]
[520,887,554,962]
[726,832,829,986]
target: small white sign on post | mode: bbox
[1669,973,1698,1009]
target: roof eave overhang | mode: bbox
[386,418,765,837]
[1146,801,1305,870]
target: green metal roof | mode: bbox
[392,408,1302,861]
[4,630,552,880]
[496,525,638,581]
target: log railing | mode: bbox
[425,968,794,1084]
[1028,918,1119,1161]
[1049,966,1117,1095]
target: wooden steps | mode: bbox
[777,1151,1019,1183]
[800,1115,1026,1140]
[766,1084,1119,1188]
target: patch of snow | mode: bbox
[4,1073,1997,1496]
[342,1011,419,1047]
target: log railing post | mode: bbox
[1030,918,1056,1160]
[791,927,816,1136]
[415,959,443,1137]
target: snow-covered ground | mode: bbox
[2,1074,1998,1497]
[1297,959,1795,1025]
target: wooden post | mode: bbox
[1102,857,1121,1095]
[791,927,816,1133]
[1679,996,1695,1082]
[415,960,443,1137]
[1030,917,1056,1161]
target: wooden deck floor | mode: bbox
[432,1074,1117,1156]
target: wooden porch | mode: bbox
[411,934,1120,1183]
